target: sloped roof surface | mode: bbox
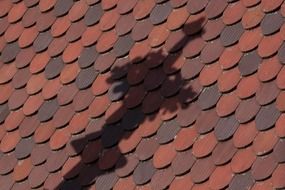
[0,0,285,189]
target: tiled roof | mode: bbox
[0,0,285,189]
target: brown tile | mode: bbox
[220,22,244,47]
[231,146,256,173]
[37,98,59,122]
[251,154,278,180]
[44,172,63,190]
[261,11,283,35]
[0,153,17,175]
[238,50,261,76]
[184,12,207,35]
[1,42,20,63]
[113,34,135,57]
[8,88,28,110]
[0,173,13,190]
[101,122,124,148]
[172,151,194,176]
[190,156,215,183]
[92,72,111,96]
[4,109,24,131]
[15,48,35,70]
[237,74,260,99]
[169,174,193,190]
[133,159,156,185]
[0,17,8,36]
[45,148,68,173]
[205,0,227,19]
[195,108,219,134]
[277,67,285,89]
[153,143,176,169]
[62,40,83,63]
[236,97,260,124]
[272,164,285,189]
[108,79,129,101]
[150,167,175,190]
[51,16,71,38]
[54,0,73,16]
[278,42,285,64]
[214,114,239,141]
[33,120,55,144]
[88,94,110,118]
[255,103,280,131]
[36,10,56,32]
[173,126,198,151]
[0,130,20,153]
[81,139,102,164]
[144,67,165,91]
[121,107,145,130]
[276,114,285,138]
[68,110,89,135]
[94,52,116,73]
[199,62,222,87]
[133,0,155,20]
[116,13,136,36]
[42,78,62,100]
[59,62,80,85]
[223,1,246,25]
[7,1,26,23]
[22,5,40,27]
[218,67,241,93]
[75,66,98,90]
[132,19,153,42]
[148,23,170,47]
[183,36,205,58]
[82,24,101,47]
[117,0,137,14]
[44,57,64,79]
[256,81,280,105]
[57,84,78,106]
[163,53,184,75]
[202,18,225,41]
[28,164,49,188]
[12,67,31,89]
[253,128,278,156]
[33,30,53,53]
[142,90,163,114]
[200,39,224,64]
[242,5,264,29]
[276,91,285,112]
[135,136,159,161]
[212,138,237,165]
[29,51,50,74]
[13,157,32,182]
[186,0,207,14]
[72,88,94,112]
[129,40,151,63]
[197,83,221,110]
[209,163,233,190]
[228,172,255,190]
[4,22,24,43]
[176,102,201,127]
[258,56,282,82]
[98,147,121,170]
[95,171,118,190]
[115,154,139,177]
[78,46,98,69]
[30,143,51,166]
[273,138,285,163]
[118,129,141,154]
[66,21,87,43]
[113,176,136,190]
[238,27,263,52]
[84,3,103,26]
[0,103,9,124]
[150,2,172,25]
[192,132,217,158]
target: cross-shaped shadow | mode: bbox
[56,17,206,190]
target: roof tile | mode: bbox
[251,154,278,180]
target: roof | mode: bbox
[0,0,285,189]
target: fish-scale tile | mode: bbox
[0,130,20,153]
[150,167,175,190]
[0,152,17,175]
[116,13,136,36]
[13,157,33,182]
[37,98,59,122]
[8,88,29,111]
[255,102,280,131]
[171,149,195,176]
[192,132,217,158]
[173,126,198,151]
[212,138,237,165]
[214,114,239,141]
[223,1,246,25]
[153,143,176,169]
[253,128,278,156]
[258,32,283,58]
[272,164,285,189]
[59,62,80,85]
[133,159,156,185]
[220,22,244,47]
[4,22,24,43]
[200,39,224,64]
[135,136,159,161]
[251,154,278,180]
[238,50,262,76]
[4,109,24,132]
[176,102,201,127]
[36,10,56,32]
[42,78,62,100]
[15,137,34,160]
[1,42,20,63]
[273,138,285,163]
[113,35,135,57]
[209,163,233,190]
[190,156,215,183]
[199,62,222,87]
[7,1,26,23]
[68,0,88,22]
[133,0,155,20]
[167,6,189,30]
[0,174,14,190]
[261,11,284,35]
[278,42,285,64]
[197,84,221,110]
[242,5,264,29]
[22,6,40,28]
[239,27,263,52]
[258,56,282,82]
[65,21,87,43]
[33,30,53,53]
[29,52,50,74]
[205,0,228,19]
[229,172,255,190]
[202,18,225,41]
[256,80,280,105]
[50,16,71,38]
[28,164,49,188]
[150,2,172,25]
[15,48,35,69]
[231,146,256,173]
[94,52,117,73]
[117,0,138,14]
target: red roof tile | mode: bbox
[1,0,285,189]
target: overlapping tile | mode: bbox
[0,0,285,189]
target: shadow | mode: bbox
[56,18,205,190]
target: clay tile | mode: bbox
[18,26,38,48]
[45,148,68,173]
[23,94,44,116]
[57,84,78,106]
[231,146,256,173]
[44,172,63,189]
[0,83,13,104]
[171,150,193,175]
[157,121,180,144]
[219,45,242,69]
[8,88,28,110]
[117,0,137,14]
[258,57,282,82]
[0,130,20,153]
[28,164,49,188]
[22,6,40,28]
[4,22,24,43]
[78,46,98,69]
[213,138,237,165]
[261,12,283,36]
[167,6,189,30]
[105,101,126,125]
[13,157,32,182]
[200,39,224,64]
[98,147,121,170]
[242,5,264,29]
[178,79,202,104]
[12,67,32,89]
[150,167,175,190]
[276,91,285,112]
[186,0,207,14]
[192,181,211,190]
[255,103,280,131]
[0,63,17,85]
[94,52,116,72]
[133,159,156,185]
[214,114,239,141]
[114,176,136,190]
[252,154,278,180]
[153,143,177,169]
[75,66,98,90]
[108,79,129,101]
[239,27,263,52]
[33,30,53,53]
[95,171,119,190]
[220,22,244,47]
[54,0,73,17]
[176,102,201,127]
[223,1,246,25]
[0,153,17,175]
[30,143,51,166]
[69,110,90,135]
[148,23,170,47]
[253,128,278,156]
[182,35,205,58]
[202,18,225,41]
[101,0,117,10]
[92,72,111,96]
[273,138,285,163]
[49,127,71,151]
[272,164,285,189]
[125,62,146,84]
[184,11,207,36]
[60,62,80,85]
[84,3,103,26]
[242,0,260,7]
[205,0,228,19]
[199,62,222,87]
[52,104,74,128]
[88,95,110,118]
[261,0,283,12]
[230,172,255,189]
[0,17,8,36]
[190,156,215,183]
[15,48,35,69]
[81,25,101,47]
[1,42,20,63]
[235,97,260,124]
[68,1,88,22]
[19,115,40,138]
[129,40,151,62]
[276,114,285,138]
[137,113,162,138]
[256,81,280,105]
[198,84,221,110]
[29,51,50,74]
[142,90,164,114]
[192,132,217,158]
[277,66,285,89]
[218,68,240,93]
[81,139,101,164]
[42,78,62,100]
[115,154,139,177]
[131,19,153,42]
[36,10,56,32]
[163,54,185,75]
[209,164,234,189]
[216,92,240,117]
[37,98,59,122]
[133,0,155,20]
[144,67,165,91]
[7,1,26,23]
[259,33,283,58]
[15,137,34,159]
[278,42,285,64]
[170,174,193,190]
[150,2,172,25]
[39,0,56,12]
[65,21,87,43]
[173,126,198,151]
[51,16,71,37]
[0,103,9,123]
[135,136,159,161]
[238,50,261,76]
[98,9,119,32]
[4,109,24,132]
[121,107,145,130]
[118,129,141,154]
[115,13,136,36]
[62,40,83,63]
[114,34,135,57]
[158,97,180,120]
[44,57,63,79]
[72,88,94,112]
[237,74,259,99]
